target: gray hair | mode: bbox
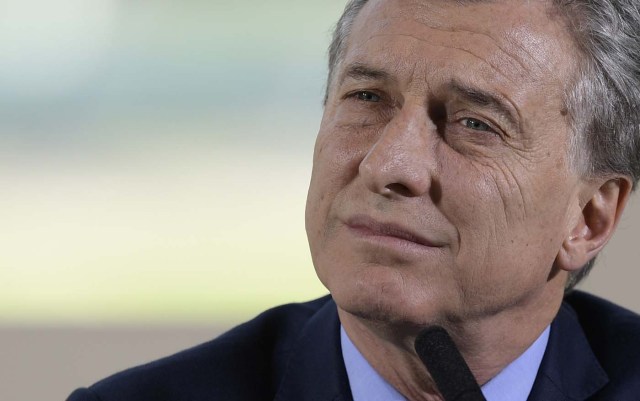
[325,0,640,291]
[325,0,369,102]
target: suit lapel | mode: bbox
[273,296,609,401]
[274,298,353,401]
[527,301,609,401]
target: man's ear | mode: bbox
[556,177,633,272]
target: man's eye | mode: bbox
[461,118,492,132]
[354,91,381,102]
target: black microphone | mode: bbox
[414,326,487,401]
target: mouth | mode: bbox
[345,215,441,248]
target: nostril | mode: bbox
[429,178,442,204]
[384,183,414,197]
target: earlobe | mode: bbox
[556,177,633,272]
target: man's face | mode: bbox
[306,0,585,326]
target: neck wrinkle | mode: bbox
[337,281,564,398]
[339,308,445,401]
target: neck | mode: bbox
[337,283,564,401]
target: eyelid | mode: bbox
[452,112,507,138]
[344,89,384,101]
[461,117,493,132]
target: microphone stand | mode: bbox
[414,326,487,401]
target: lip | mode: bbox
[345,215,442,248]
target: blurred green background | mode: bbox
[0,0,349,326]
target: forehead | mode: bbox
[340,0,577,96]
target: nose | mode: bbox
[359,106,435,198]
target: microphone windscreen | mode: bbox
[414,326,487,401]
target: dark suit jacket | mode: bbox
[67,291,640,401]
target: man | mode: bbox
[68,0,640,400]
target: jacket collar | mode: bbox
[274,297,353,401]
[273,296,609,401]
[527,300,609,401]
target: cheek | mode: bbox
[305,127,362,249]
[438,156,539,277]
[308,123,373,203]
[438,154,508,245]
[444,151,544,236]
[445,158,570,299]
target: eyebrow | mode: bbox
[340,63,392,85]
[447,80,521,132]
[338,64,521,132]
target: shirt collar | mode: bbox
[341,325,550,401]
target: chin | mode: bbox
[327,269,444,328]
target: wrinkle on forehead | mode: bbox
[365,30,526,85]
[358,0,575,86]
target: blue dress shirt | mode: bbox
[341,325,550,401]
